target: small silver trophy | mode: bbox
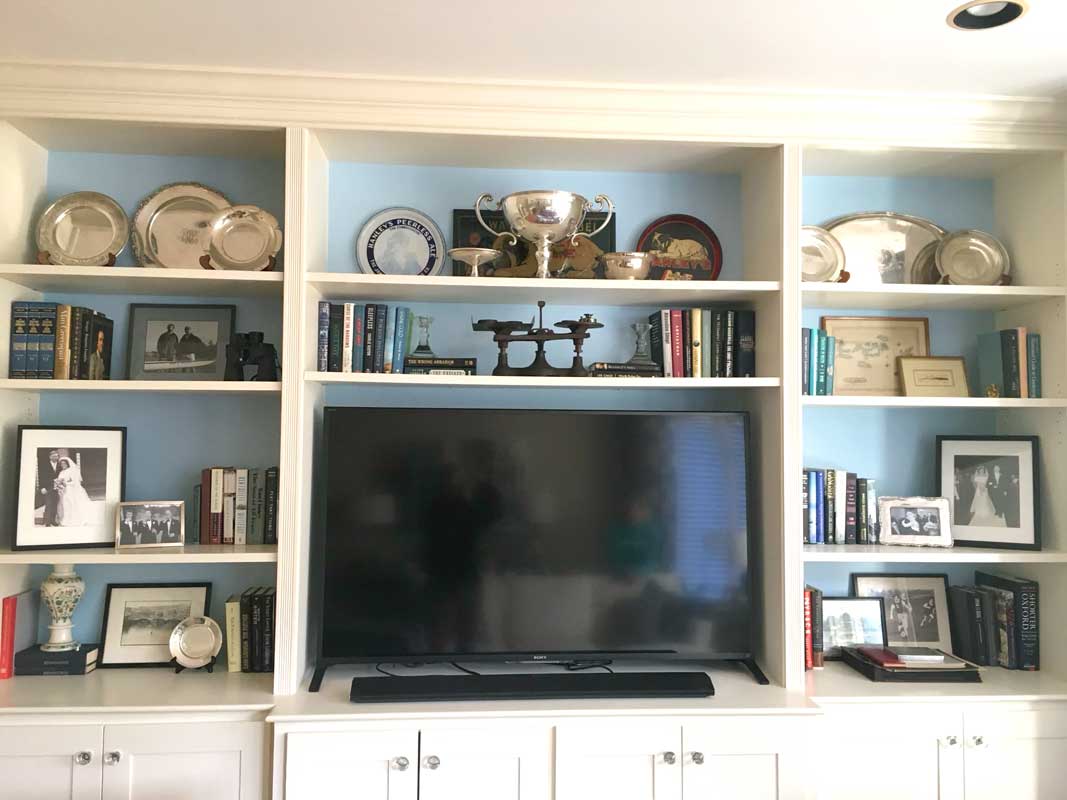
[413,315,435,357]
[626,322,658,367]
[447,247,501,278]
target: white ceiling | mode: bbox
[1,0,1065,98]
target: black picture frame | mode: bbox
[850,572,953,654]
[821,596,888,659]
[100,582,212,667]
[126,303,236,381]
[936,434,1040,550]
[12,425,127,551]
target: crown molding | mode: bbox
[0,60,1065,148]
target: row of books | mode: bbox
[8,301,114,380]
[318,301,417,374]
[801,468,879,544]
[951,572,1039,670]
[225,586,276,672]
[800,328,834,395]
[977,328,1041,398]
[649,308,757,378]
[191,466,279,546]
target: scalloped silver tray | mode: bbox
[133,182,231,268]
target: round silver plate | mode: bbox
[36,191,129,266]
[133,183,232,268]
[168,615,223,669]
[203,205,282,271]
[800,226,845,282]
[935,229,1010,285]
[908,241,942,284]
[823,212,946,286]
[356,207,446,276]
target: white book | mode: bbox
[234,467,249,545]
[833,469,848,546]
[225,595,242,672]
[866,479,879,544]
[341,303,354,373]
[222,467,236,544]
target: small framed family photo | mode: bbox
[13,426,126,550]
[850,573,954,654]
[115,501,185,549]
[126,303,235,381]
[937,435,1040,550]
[877,496,954,548]
[821,596,888,659]
[100,582,211,667]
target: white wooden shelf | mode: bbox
[307,272,780,306]
[803,395,1066,409]
[0,264,284,297]
[307,371,781,389]
[0,379,281,393]
[803,545,1067,563]
[802,282,1065,311]
[0,545,278,565]
[808,661,1067,704]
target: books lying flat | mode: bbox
[843,647,981,683]
[15,644,99,676]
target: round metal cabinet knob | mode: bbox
[663,751,677,765]
[393,756,410,771]
[942,736,959,747]
[691,751,705,765]
[104,751,122,765]
[972,735,985,748]
[74,751,92,766]
[425,755,441,770]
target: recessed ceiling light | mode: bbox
[947,1,1027,29]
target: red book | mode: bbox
[669,310,683,378]
[0,596,15,679]
[803,589,813,671]
[857,646,905,668]
[0,591,36,679]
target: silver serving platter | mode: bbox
[936,229,1011,285]
[202,205,282,271]
[823,212,946,286]
[133,182,232,268]
[36,191,129,266]
[908,241,942,284]
[800,226,845,282]
[168,615,223,669]
[356,207,446,276]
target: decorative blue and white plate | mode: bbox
[356,207,446,276]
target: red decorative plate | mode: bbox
[636,214,723,280]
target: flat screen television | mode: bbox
[316,407,753,670]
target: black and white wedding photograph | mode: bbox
[100,583,210,666]
[938,435,1040,550]
[851,573,954,653]
[116,500,185,549]
[14,426,126,550]
[126,303,235,381]
[888,505,943,538]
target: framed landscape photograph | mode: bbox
[850,573,954,654]
[100,582,210,667]
[937,435,1040,550]
[126,303,235,381]
[898,355,969,397]
[13,426,126,550]
[821,316,930,396]
[115,500,185,549]
[877,496,954,548]
[821,596,888,659]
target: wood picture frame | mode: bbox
[821,315,930,396]
[898,355,969,397]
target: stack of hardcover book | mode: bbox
[15,644,99,676]
[801,327,836,395]
[225,586,276,673]
[950,571,1039,670]
[802,468,878,544]
[8,301,114,380]
[637,307,756,378]
[977,328,1041,398]
[191,466,279,546]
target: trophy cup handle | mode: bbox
[475,193,517,246]
[571,194,615,245]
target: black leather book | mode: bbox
[327,304,343,372]
[239,586,256,672]
[734,310,756,377]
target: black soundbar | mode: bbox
[350,671,714,703]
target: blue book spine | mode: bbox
[801,470,809,543]
[9,301,28,378]
[1027,334,1041,398]
[801,328,811,395]
[382,307,397,373]
[825,336,835,395]
[317,301,330,372]
[351,304,365,372]
[36,303,56,378]
[392,307,410,374]
[815,330,828,395]
[806,469,818,544]
[24,303,42,378]
[814,470,825,544]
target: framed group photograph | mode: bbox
[116,500,185,549]
[13,426,126,550]
[821,596,888,659]
[821,316,930,396]
[937,435,1040,550]
[898,356,969,398]
[100,582,211,667]
[126,303,235,381]
[850,573,954,654]
[877,496,954,548]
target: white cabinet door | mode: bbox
[0,724,102,800]
[419,726,552,800]
[683,717,810,800]
[284,729,418,800]
[816,708,964,800]
[964,708,1067,800]
[556,722,682,800]
[101,721,265,800]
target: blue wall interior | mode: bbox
[327,162,744,278]
[804,563,993,597]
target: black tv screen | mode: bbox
[319,407,752,663]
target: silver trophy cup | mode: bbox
[475,190,614,279]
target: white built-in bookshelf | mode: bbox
[0,67,1065,713]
